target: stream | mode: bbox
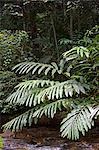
[1,127,99,150]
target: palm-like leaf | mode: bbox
[6,79,86,106]
[63,46,90,61]
[6,80,59,106]
[90,106,99,119]
[6,88,41,107]
[2,26,99,140]
[37,80,86,104]
[60,106,94,140]
[3,108,36,131]
[12,62,62,76]
[33,99,70,119]
[15,79,58,89]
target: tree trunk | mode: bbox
[70,10,73,39]
[50,14,59,61]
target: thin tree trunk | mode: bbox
[62,0,66,20]
[78,9,80,32]
[70,10,73,39]
[22,0,26,31]
[50,14,59,61]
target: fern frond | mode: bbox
[6,79,85,106]
[6,80,59,106]
[74,62,91,72]
[15,80,58,90]
[60,106,94,140]
[37,80,86,104]
[63,46,90,61]
[6,88,41,106]
[12,62,62,76]
[90,106,99,119]
[2,108,36,131]
[33,99,70,119]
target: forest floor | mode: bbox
[1,126,99,150]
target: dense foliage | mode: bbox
[0,30,31,70]
[0,0,99,140]
[3,26,99,140]
[0,30,30,111]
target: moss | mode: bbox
[0,136,4,149]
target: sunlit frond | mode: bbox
[3,108,36,131]
[33,99,70,118]
[63,46,90,61]
[37,80,86,104]
[15,79,58,90]
[6,79,86,106]
[60,106,94,140]
[12,62,62,76]
[90,106,99,119]
[6,80,59,106]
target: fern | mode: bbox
[63,46,90,61]
[37,80,86,104]
[60,106,94,140]
[2,108,37,131]
[2,29,98,140]
[6,80,59,106]
[12,62,62,76]
[6,79,86,107]
[33,99,70,119]
[90,106,99,119]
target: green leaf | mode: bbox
[60,106,94,140]
[33,99,69,119]
[3,109,36,131]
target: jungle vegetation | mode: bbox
[0,0,99,140]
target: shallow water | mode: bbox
[2,126,99,150]
[3,138,99,150]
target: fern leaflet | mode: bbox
[60,106,94,140]
[3,108,37,131]
[12,62,62,76]
[33,99,70,118]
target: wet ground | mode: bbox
[1,127,99,150]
